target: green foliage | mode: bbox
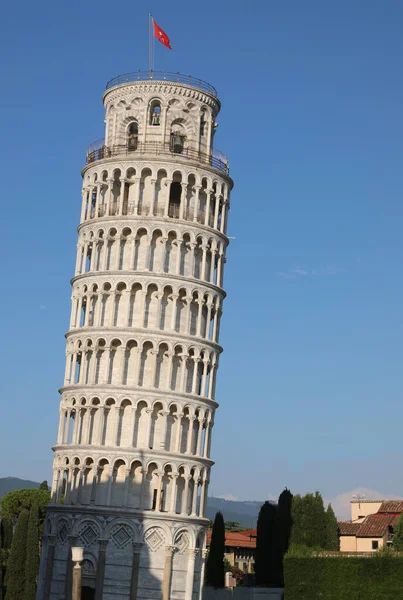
[273,488,293,586]
[224,521,248,532]
[38,481,49,491]
[393,514,403,551]
[4,510,29,600]
[0,562,4,600]
[284,553,403,600]
[324,504,339,551]
[1,489,50,522]
[206,512,225,588]
[290,491,332,550]
[255,501,277,586]
[23,507,39,600]
[0,521,13,551]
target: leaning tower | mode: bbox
[37,71,233,600]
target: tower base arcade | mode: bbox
[37,507,206,600]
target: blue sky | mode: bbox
[0,0,402,510]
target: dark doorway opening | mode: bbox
[82,586,95,600]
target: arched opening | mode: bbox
[168,182,181,219]
[149,100,161,126]
[170,126,185,154]
[127,122,138,151]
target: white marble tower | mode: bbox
[37,70,233,600]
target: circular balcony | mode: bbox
[85,140,230,175]
[105,70,217,97]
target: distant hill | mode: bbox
[205,497,264,527]
[0,478,263,527]
[0,477,41,498]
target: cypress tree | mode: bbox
[290,492,328,549]
[206,512,225,588]
[273,488,293,586]
[4,510,29,600]
[393,514,403,551]
[290,494,303,546]
[0,560,3,600]
[23,506,39,600]
[39,481,49,491]
[0,521,13,551]
[324,504,339,551]
[255,501,277,586]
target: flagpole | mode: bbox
[149,13,153,75]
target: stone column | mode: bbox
[179,183,187,219]
[164,179,172,216]
[201,360,209,397]
[199,476,208,517]
[175,238,183,275]
[123,467,131,507]
[191,475,199,516]
[204,189,212,227]
[199,549,208,600]
[185,548,199,600]
[130,542,143,600]
[201,245,208,281]
[196,300,204,337]
[186,416,196,455]
[209,250,217,284]
[160,411,169,450]
[149,178,157,215]
[105,178,113,216]
[43,535,56,600]
[162,545,175,600]
[191,358,200,395]
[72,547,84,600]
[169,473,179,513]
[193,185,201,222]
[170,294,178,330]
[203,420,212,458]
[95,539,108,600]
[174,412,183,452]
[196,418,204,455]
[155,471,163,511]
[64,534,77,600]
[133,177,141,215]
[213,194,221,230]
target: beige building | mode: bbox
[206,530,256,574]
[339,500,403,552]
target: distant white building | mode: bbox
[37,70,233,600]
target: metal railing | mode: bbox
[88,202,215,227]
[86,141,229,175]
[105,70,218,97]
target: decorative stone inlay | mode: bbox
[79,523,99,546]
[57,521,69,545]
[110,525,132,549]
[145,527,165,552]
[175,531,190,554]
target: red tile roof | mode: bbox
[357,513,400,538]
[338,522,361,536]
[379,501,403,513]
[206,531,256,549]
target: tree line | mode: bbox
[206,488,339,588]
[0,482,50,600]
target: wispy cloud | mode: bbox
[280,265,345,279]
[39,305,47,310]
[218,494,238,501]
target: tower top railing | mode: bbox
[105,71,218,98]
[85,140,229,175]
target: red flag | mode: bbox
[153,19,172,50]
